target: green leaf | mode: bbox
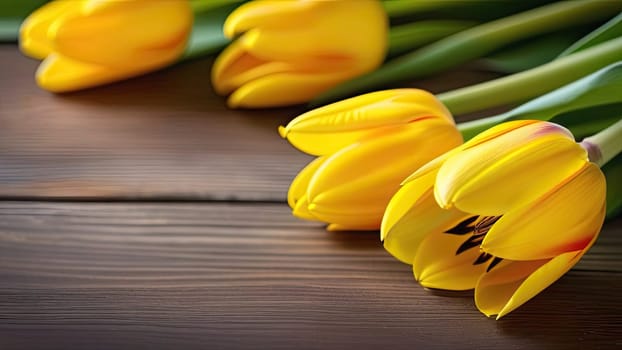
[383,0,557,21]
[457,61,622,140]
[0,0,48,42]
[559,12,622,58]
[182,1,244,60]
[440,36,622,118]
[552,104,622,140]
[503,61,622,121]
[603,152,622,219]
[382,0,456,19]
[388,20,476,58]
[477,31,583,73]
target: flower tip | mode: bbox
[222,9,246,39]
[292,200,318,221]
[278,126,288,139]
[34,62,59,93]
[223,23,236,39]
[19,38,45,60]
[379,219,393,242]
[18,19,51,60]
[433,186,453,211]
[226,95,241,109]
[326,223,342,232]
[379,228,387,242]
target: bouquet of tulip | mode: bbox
[279,2,622,318]
[276,1,622,318]
[281,60,622,318]
[6,0,622,319]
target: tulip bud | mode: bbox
[19,0,193,92]
[281,89,463,231]
[212,0,388,108]
[382,120,606,318]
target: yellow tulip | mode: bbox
[212,0,387,108]
[280,89,463,231]
[382,120,606,319]
[19,0,193,92]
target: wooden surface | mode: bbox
[1,44,621,349]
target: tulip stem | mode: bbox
[387,20,476,57]
[382,0,457,18]
[439,36,622,118]
[581,118,622,167]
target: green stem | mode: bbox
[312,0,622,107]
[190,0,242,12]
[439,36,622,117]
[388,20,476,57]
[581,118,622,167]
[382,0,456,18]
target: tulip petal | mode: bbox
[462,120,541,149]
[280,89,455,156]
[50,0,191,67]
[223,0,315,38]
[474,258,549,318]
[436,121,579,214]
[19,0,78,59]
[413,220,508,291]
[287,156,326,209]
[305,120,462,229]
[238,26,350,66]
[308,200,389,231]
[475,242,593,318]
[292,194,320,221]
[383,185,467,264]
[381,165,466,264]
[211,39,294,95]
[225,0,386,68]
[401,147,459,185]
[226,70,352,108]
[449,136,587,216]
[36,53,133,92]
[482,163,605,260]
[381,168,437,242]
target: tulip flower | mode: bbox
[382,120,609,318]
[280,89,463,231]
[19,0,193,92]
[211,0,387,108]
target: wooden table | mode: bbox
[1,45,621,349]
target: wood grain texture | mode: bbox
[0,202,621,350]
[2,43,620,350]
[0,45,499,200]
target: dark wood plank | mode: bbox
[0,45,499,200]
[0,202,620,349]
[0,45,311,200]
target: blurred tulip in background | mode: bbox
[20,0,193,92]
[211,0,388,108]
